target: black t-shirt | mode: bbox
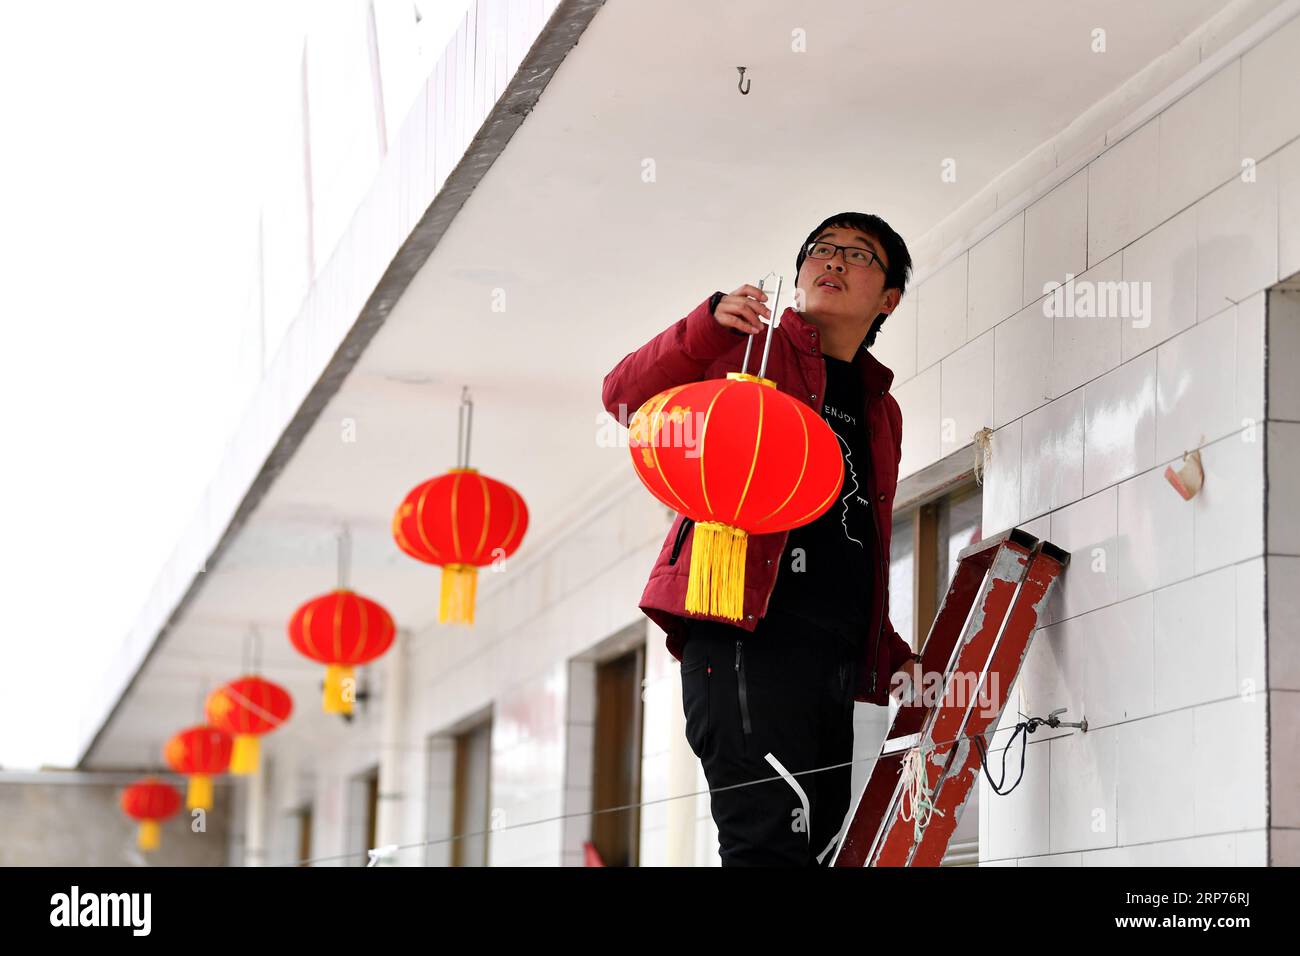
[765,353,876,652]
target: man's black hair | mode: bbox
[795,211,912,348]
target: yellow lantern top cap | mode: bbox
[725,372,776,388]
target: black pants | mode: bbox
[680,609,857,866]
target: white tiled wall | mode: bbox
[1280,139,1300,278]
[916,253,969,372]
[896,363,941,476]
[1019,390,1085,522]
[1241,13,1300,165]
[888,14,1300,867]
[1023,170,1089,306]
[968,214,1025,339]
[874,291,918,382]
[1087,119,1160,266]
[1049,725,1117,854]
[1051,253,1122,397]
[1198,166,1279,321]
[1120,207,1197,362]
[994,300,1053,428]
[1156,61,1240,226]
[940,330,994,458]
[1082,352,1156,497]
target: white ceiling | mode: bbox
[86,0,1235,766]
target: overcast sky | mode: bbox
[0,0,470,769]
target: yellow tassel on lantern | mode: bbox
[137,820,161,851]
[323,664,355,715]
[440,562,478,625]
[187,774,213,811]
[684,520,748,621]
[230,734,260,775]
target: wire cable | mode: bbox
[285,717,1048,867]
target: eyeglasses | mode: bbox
[804,240,885,272]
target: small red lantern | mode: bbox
[205,676,293,775]
[628,372,843,620]
[120,777,182,851]
[288,589,395,714]
[163,726,232,811]
[392,467,528,624]
[392,387,528,625]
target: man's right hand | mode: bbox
[713,284,771,335]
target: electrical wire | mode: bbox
[284,717,1049,867]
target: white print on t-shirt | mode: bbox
[826,403,856,425]
[833,430,864,549]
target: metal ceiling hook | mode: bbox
[737,66,750,95]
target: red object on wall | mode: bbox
[392,467,528,625]
[205,676,293,775]
[163,726,232,812]
[120,777,183,852]
[1164,448,1205,500]
[288,589,395,714]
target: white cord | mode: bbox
[898,739,946,845]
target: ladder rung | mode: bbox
[880,733,920,755]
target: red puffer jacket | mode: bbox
[601,293,913,705]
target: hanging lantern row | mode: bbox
[127,385,529,844]
[126,652,293,849]
[163,725,232,811]
[121,777,182,852]
[289,587,395,715]
[627,276,843,619]
[206,674,293,774]
[287,527,396,715]
[204,627,294,773]
[392,386,529,624]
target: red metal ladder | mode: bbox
[831,527,1069,867]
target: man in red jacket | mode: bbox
[601,212,920,866]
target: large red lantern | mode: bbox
[392,467,528,625]
[120,777,182,851]
[288,589,395,714]
[628,371,843,620]
[205,676,293,775]
[163,726,232,811]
